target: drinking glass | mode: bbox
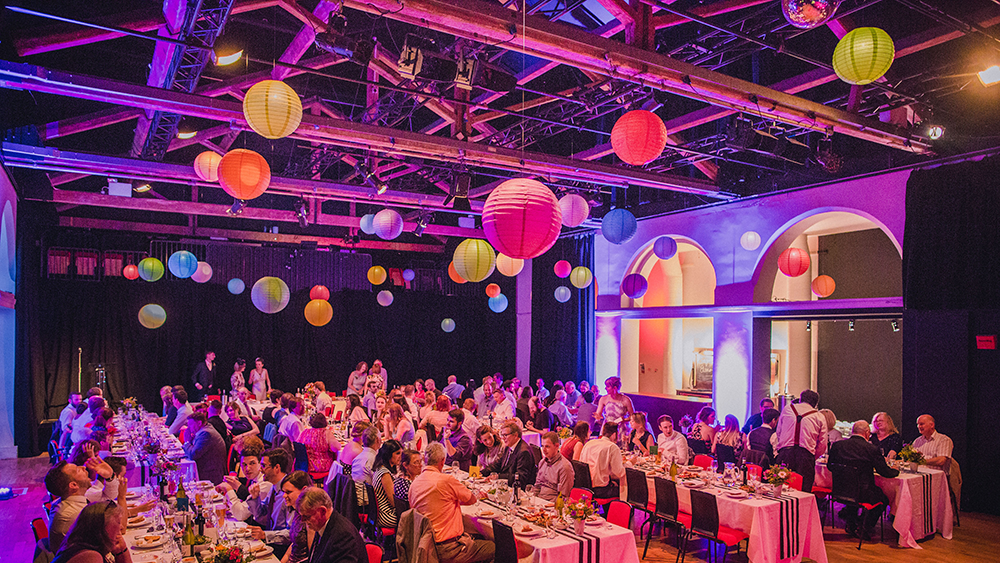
[451,461,460,473]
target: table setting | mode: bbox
[108,409,199,486]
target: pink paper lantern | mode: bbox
[482,179,562,260]
[554,260,572,278]
[778,247,811,277]
[621,273,648,299]
[558,194,590,227]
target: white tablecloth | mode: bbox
[523,431,541,447]
[814,464,952,548]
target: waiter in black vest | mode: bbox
[773,389,827,493]
[192,350,216,401]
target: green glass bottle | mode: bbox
[182,514,196,557]
[669,461,679,480]
[176,479,189,512]
[554,493,564,518]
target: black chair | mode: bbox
[571,460,593,490]
[738,448,769,470]
[687,437,710,456]
[624,468,654,531]
[528,444,543,466]
[292,442,309,472]
[684,489,749,563]
[643,476,692,560]
[828,462,885,550]
[491,519,518,563]
[394,496,410,520]
[326,473,359,528]
[714,444,737,468]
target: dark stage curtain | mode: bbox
[530,234,595,386]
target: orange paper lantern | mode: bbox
[778,247,810,277]
[218,149,271,200]
[485,283,501,298]
[811,275,836,298]
[611,110,668,166]
[448,261,467,284]
[304,299,333,327]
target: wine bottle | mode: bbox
[669,461,679,481]
[194,506,206,536]
[182,514,196,557]
[176,479,189,511]
[554,493,564,518]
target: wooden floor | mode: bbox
[6,454,999,563]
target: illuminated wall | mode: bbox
[0,169,16,458]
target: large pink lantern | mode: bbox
[482,179,562,260]
[778,247,811,277]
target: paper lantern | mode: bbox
[360,214,376,235]
[193,151,222,182]
[441,318,456,333]
[602,208,637,245]
[832,27,895,85]
[453,238,496,283]
[402,268,415,281]
[191,261,213,283]
[138,257,164,282]
[554,286,572,303]
[228,278,245,295]
[308,285,328,300]
[123,265,139,280]
[621,273,648,299]
[485,283,501,298]
[778,247,811,277]
[553,260,572,278]
[168,250,198,279]
[373,209,404,240]
[811,275,836,298]
[611,110,668,166]
[781,0,840,29]
[304,299,333,326]
[558,194,590,227]
[376,290,394,307]
[495,253,524,277]
[218,149,270,200]
[489,294,508,313]
[448,262,467,284]
[653,236,678,260]
[243,80,303,139]
[740,231,761,251]
[570,266,593,289]
[482,179,561,259]
[251,276,290,314]
[138,304,166,329]
[368,266,387,285]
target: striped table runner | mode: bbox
[481,499,603,563]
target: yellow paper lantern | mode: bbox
[495,253,524,277]
[832,27,895,85]
[138,304,166,329]
[304,299,333,326]
[570,266,593,289]
[243,80,303,139]
[193,151,222,182]
[453,238,496,283]
[367,265,387,285]
[218,149,270,200]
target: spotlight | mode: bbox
[0,486,13,500]
[443,172,471,208]
[848,320,855,332]
[396,35,458,82]
[132,182,152,193]
[213,49,243,66]
[228,199,246,215]
[891,320,900,332]
[414,212,432,237]
[356,163,388,195]
[375,181,388,196]
[176,131,196,139]
[979,65,1000,87]
[805,321,811,332]
[314,13,374,65]
[295,199,309,228]
[927,125,945,140]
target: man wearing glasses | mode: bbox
[482,421,536,488]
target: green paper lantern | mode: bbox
[832,27,895,85]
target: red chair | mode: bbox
[745,464,763,481]
[787,471,803,492]
[206,395,221,402]
[607,500,633,529]
[31,517,48,542]
[323,407,332,417]
[811,484,834,527]
[334,410,343,422]
[178,428,187,444]
[309,470,328,483]
[692,454,713,470]
[570,488,593,502]
[365,543,383,563]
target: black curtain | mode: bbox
[530,234,595,387]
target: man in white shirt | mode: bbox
[351,427,381,487]
[68,395,105,446]
[563,382,581,410]
[535,379,549,402]
[913,414,954,468]
[44,459,99,553]
[579,422,626,498]
[169,388,192,436]
[278,397,307,442]
[773,389,827,493]
[218,451,268,504]
[656,415,689,465]
[58,392,82,443]
[548,390,574,428]
[491,389,515,421]
[314,382,333,413]
[460,398,482,436]
[474,377,497,417]
[245,449,292,550]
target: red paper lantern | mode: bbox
[218,149,270,200]
[310,285,330,301]
[448,261,467,284]
[610,110,668,166]
[811,275,836,298]
[778,247,811,277]
[554,260,572,278]
[123,264,139,280]
[482,179,562,260]
[485,283,501,298]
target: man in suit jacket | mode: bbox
[482,420,536,487]
[192,350,217,401]
[297,487,366,563]
[828,419,899,538]
[183,412,228,485]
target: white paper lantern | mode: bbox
[740,231,761,251]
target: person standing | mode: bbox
[231,358,248,394]
[828,420,898,539]
[57,392,82,447]
[441,375,465,402]
[594,376,634,426]
[773,389,827,493]
[248,358,271,402]
[347,362,368,396]
[192,350,216,401]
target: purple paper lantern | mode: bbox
[652,236,678,260]
[621,273,648,299]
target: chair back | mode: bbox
[47,441,62,464]
[528,444,543,466]
[570,488,593,502]
[31,518,48,542]
[326,473,360,527]
[226,443,238,473]
[715,444,737,467]
[607,500,632,528]
[178,427,186,444]
[689,489,721,538]
[334,410,344,422]
[624,467,649,508]
[828,462,862,504]
[492,519,519,563]
[740,448,769,469]
[786,471,803,491]
[745,464,763,481]
[365,543,383,563]
[292,442,309,472]
[571,460,593,489]
[652,476,680,520]
[395,495,410,521]
[263,423,277,443]
[687,437,709,455]
[692,454,713,470]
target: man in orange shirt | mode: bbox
[408,442,494,563]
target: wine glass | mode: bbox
[451,461,460,474]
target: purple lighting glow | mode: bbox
[596,314,622,391]
[712,311,752,424]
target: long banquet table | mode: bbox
[108,415,199,486]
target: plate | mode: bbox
[127,516,147,528]
[725,490,748,499]
[125,491,140,499]
[681,480,704,489]
[133,535,167,549]
[514,526,542,537]
[476,510,498,519]
[685,466,703,472]
[250,545,274,558]
[585,516,605,525]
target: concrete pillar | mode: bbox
[0,171,17,458]
[786,234,812,394]
[515,258,532,387]
[712,310,752,423]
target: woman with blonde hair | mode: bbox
[820,409,842,443]
[712,414,744,455]
[385,403,415,443]
[628,412,654,455]
[870,411,903,458]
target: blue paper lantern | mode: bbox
[228,278,246,294]
[360,214,376,235]
[653,236,678,260]
[441,318,456,333]
[168,250,198,278]
[402,268,415,281]
[488,294,509,313]
[621,273,648,299]
[554,286,571,303]
[601,208,637,245]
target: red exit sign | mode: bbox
[976,335,996,350]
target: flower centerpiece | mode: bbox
[762,464,793,497]
[897,444,925,471]
[209,542,255,563]
[122,397,139,411]
[565,498,595,534]
[557,426,572,441]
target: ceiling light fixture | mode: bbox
[315,12,374,66]
[927,125,945,140]
[891,320,900,332]
[227,199,246,215]
[176,131,196,139]
[132,182,151,193]
[295,199,309,228]
[414,212,432,237]
[214,49,243,66]
[978,65,1000,87]
[805,320,811,331]
[848,320,855,332]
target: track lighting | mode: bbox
[805,321,811,332]
[927,124,945,140]
[228,199,246,215]
[414,212,432,237]
[979,65,1000,87]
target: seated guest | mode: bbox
[913,414,953,468]
[711,414,744,458]
[441,375,465,402]
[299,413,342,475]
[574,381,590,408]
[628,412,654,455]
[351,427,381,488]
[402,385,420,420]
[579,422,626,499]
[548,391,574,428]
[279,471,314,563]
[262,389,284,425]
[278,397,307,442]
[418,389,438,422]
[226,401,260,439]
[536,432,573,500]
[689,406,717,452]
[413,379,426,405]
[535,378,549,402]
[421,394,452,432]
[386,402,416,444]
[275,393,294,425]
[820,409,842,444]
[371,395,389,433]
[563,382,581,410]
[473,377,497,417]
[828,420,898,539]
[346,394,369,426]
[870,412,903,458]
[528,396,555,432]
[168,389,192,437]
[361,379,381,412]
[45,460,102,553]
[69,396,106,447]
[575,391,598,432]
[491,388,515,421]
[296,487,367,563]
[207,400,232,452]
[329,422,369,484]
[561,422,589,461]
[56,392,81,447]
[394,449,422,502]
[742,398,775,434]
[244,449,292,551]
[219,451,267,503]
[483,421,536,487]
[85,456,127,504]
[408,443,494,563]
[372,440,404,530]
[183,411,228,485]
[460,399,481,436]
[314,381,333,414]
[159,386,174,418]
[745,408,779,464]
[50,501,131,563]
[516,388,532,424]
[443,409,475,470]
[474,426,503,469]
[425,379,437,395]
[656,415,689,465]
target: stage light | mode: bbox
[891,320,900,332]
[295,199,309,228]
[176,131,196,139]
[133,182,152,193]
[314,13,374,65]
[848,320,855,331]
[927,125,945,140]
[806,321,811,332]
[396,35,458,82]
[356,163,388,195]
[444,172,471,208]
[375,181,388,195]
[414,212,432,237]
[214,49,243,66]
[978,65,1000,87]
[228,199,246,215]
[0,486,13,500]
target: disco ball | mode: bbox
[782,0,840,29]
